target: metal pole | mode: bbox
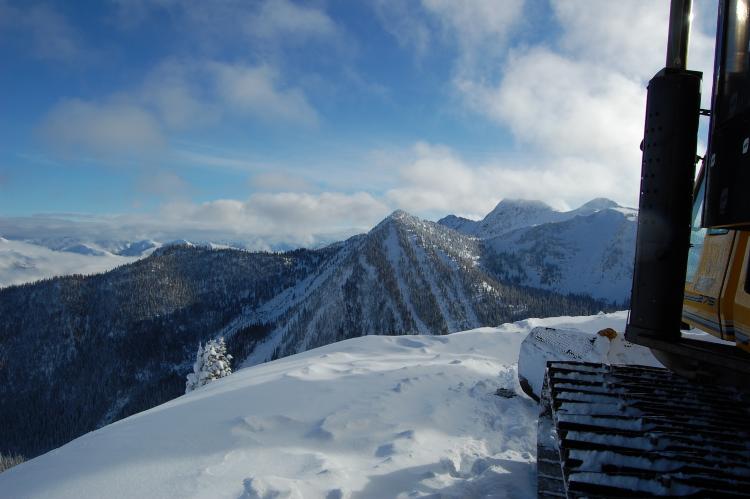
[667,0,693,69]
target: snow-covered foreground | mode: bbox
[2,311,640,499]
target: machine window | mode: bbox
[719,0,750,122]
[686,178,707,283]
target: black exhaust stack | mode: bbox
[626,0,702,344]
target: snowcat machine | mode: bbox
[535,0,750,496]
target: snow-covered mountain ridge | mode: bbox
[439,198,637,303]
[220,208,607,366]
[438,197,635,238]
[0,198,635,293]
[0,311,645,499]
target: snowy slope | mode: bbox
[0,311,647,499]
[0,238,142,288]
[483,209,636,303]
[437,198,635,239]
[436,199,637,303]
[470,199,560,237]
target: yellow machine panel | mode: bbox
[683,229,734,339]
[683,229,750,351]
[729,232,750,352]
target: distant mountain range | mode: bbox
[0,215,362,287]
[0,198,636,461]
[0,237,274,288]
[438,198,637,302]
[439,198,630,237]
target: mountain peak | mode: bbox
[483,199,554,220]
[577,198,618,211]
[494,198,553,210]
[388,209,411,219]
[371,209,421,233]
[384,209,422,226]
[437,214,476,232]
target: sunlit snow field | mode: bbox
[1,311,653,498]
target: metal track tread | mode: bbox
[538,361,750,498]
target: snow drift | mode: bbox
[1,311,649,498]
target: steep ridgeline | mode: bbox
[438,198,624,238]
[223,210,608,366]
[438,198,637,303]
[0,211,611,461]
[440,199,560,237]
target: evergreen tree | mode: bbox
[185,338,233,393]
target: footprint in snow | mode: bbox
[394,429,415,440]
[396,337,428,349]
[392,377,419,392]
[304,419,335,441]
[374,442,396,457]
[326,489,345,499]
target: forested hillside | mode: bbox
[1,210,615,461]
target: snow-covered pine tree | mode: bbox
[185,338,233,393]
[185,342,203,393]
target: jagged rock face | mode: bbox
[0,211,613,461]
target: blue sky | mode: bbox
[0,0,718,248]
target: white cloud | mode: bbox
[551,1,716,103]
[421,0,524,74]
[161,191,389,238]
[39,60,318,157]
[252,172,315,193]
[140,60,220,129]
[210,63,319,126]
[552,1,669,80]
[39,98,165,156]
[374,0,524,73]
[372,1,717,213]
[176,149,261,171]
[142,60,319,127]
[0,189,390,251]
[111,0,340,50]
[137,170,191,200]
[244,0,337,41]
[372,0,432,58]
[2,135,631,251]
[446,1,717,211]
[457,47,645,167]
[385,142,625,218]
[22,0,723,240]
[0,2,85,62]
